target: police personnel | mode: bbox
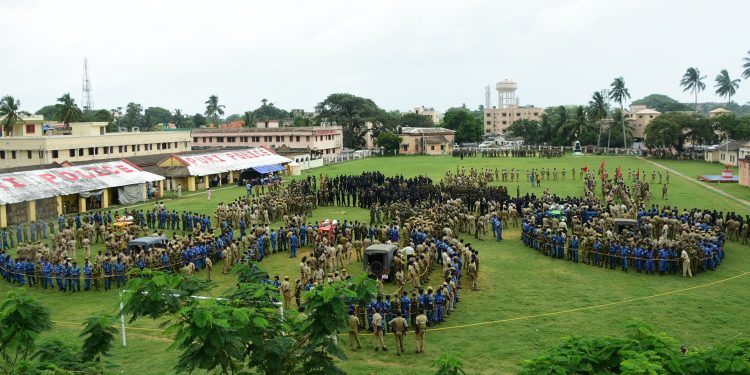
[388,311,408,356]
[414,309,428,353]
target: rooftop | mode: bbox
[401,127,455,135]
[191,126,341,134]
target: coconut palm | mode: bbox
[742,50,750,80]
[0,95,30,137]
[680,67,707,112]
[715,69,741,106]
[204,95,225,125]
[610,109,633,148]
[172,109,186,128]
[588,91,608,147]
[55,93,83,129]
[609,77,631,148]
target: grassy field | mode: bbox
[1,155,749,375]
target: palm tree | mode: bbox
[570,105,588,142]
[0,95,30,137]
[241,111,254,128]
[742,50,750,80]
[609,77,631,149]
[204,95,225,125]
[680,67,707,112]
[715,69,741,106]
[588,91,608,147]
[55,93,83,129]
[610,109,633,148]
[172,109,185,128]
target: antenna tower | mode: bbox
[484,85,491,109]
[82,58,93,111]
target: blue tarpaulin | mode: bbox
[251,164,285,174]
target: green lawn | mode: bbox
[2,155,750,375]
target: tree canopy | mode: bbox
[400,112,436,128]
[442,108,482,144]
[315,93,389,149]
[375,131,402,154]
[644,112,714,151]
[632,94,692,112]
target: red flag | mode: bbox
[616,166,622,178]
[582,165,588,172]
[600,160,605,172]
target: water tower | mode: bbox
[496,79,517,109]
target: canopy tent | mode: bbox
[173,147,292,177]
[0,160,164,205]
[251,164,285,174]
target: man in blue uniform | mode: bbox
[289,232,299,258]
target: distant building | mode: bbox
[709,107,732,118]
[191,126,343,156]
[409,106,441,125]
[398,127,455,155]
[626,105,661,141]
[739,157,750,187]
[0,121,192,170]
[704,139,749,166]
[483,80,544,135]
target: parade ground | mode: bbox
[1,155,749,375]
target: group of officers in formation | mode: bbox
[1,160,747,357]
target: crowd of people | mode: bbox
[1,161,748,356]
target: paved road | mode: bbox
[638,157,750,208]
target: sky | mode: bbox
[2,0,749,116]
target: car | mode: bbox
[613,219,638,235]
[363,244,399,280]
[127,236,167,253]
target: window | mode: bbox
[103,147,109,155]
[25,124,35,134]
[649,115,654,119]
[227,137,236,142]
[502,121,507,125]
[402,144,409,151]
[193,138,198,143]
[441,145,445,150]
[202,137,207,142]
[431,145,435,151]
[173,142,177,148]
[501,113,507,117]
[0,151,4,159]
[157,143,161,150]
[51,150,59,158]
[306,136,310,142]
[70,149,76,157]
[486,121,491,125]
[217,137,224,142]
[79,148,84,156]
[638,115,643,119]
[296,136,300,142]
[11,151,17,159]
[27,151,33,159]
[88,147,95,155]
[131,145,136,152]
[119,146,124,153]
[533,112,539,116]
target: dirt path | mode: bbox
[638,157,750,208]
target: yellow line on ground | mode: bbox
[49,269,750,340]
[348,270,750,336]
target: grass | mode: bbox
[2,154,750,375]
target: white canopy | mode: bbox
[0,160,164,205]
[175,147,292,176]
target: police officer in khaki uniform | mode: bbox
[372,308,387,351]
[347,309,362,351]
[388,311,408,356]
[415,309,428,353]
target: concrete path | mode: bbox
[638,157,750,208]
